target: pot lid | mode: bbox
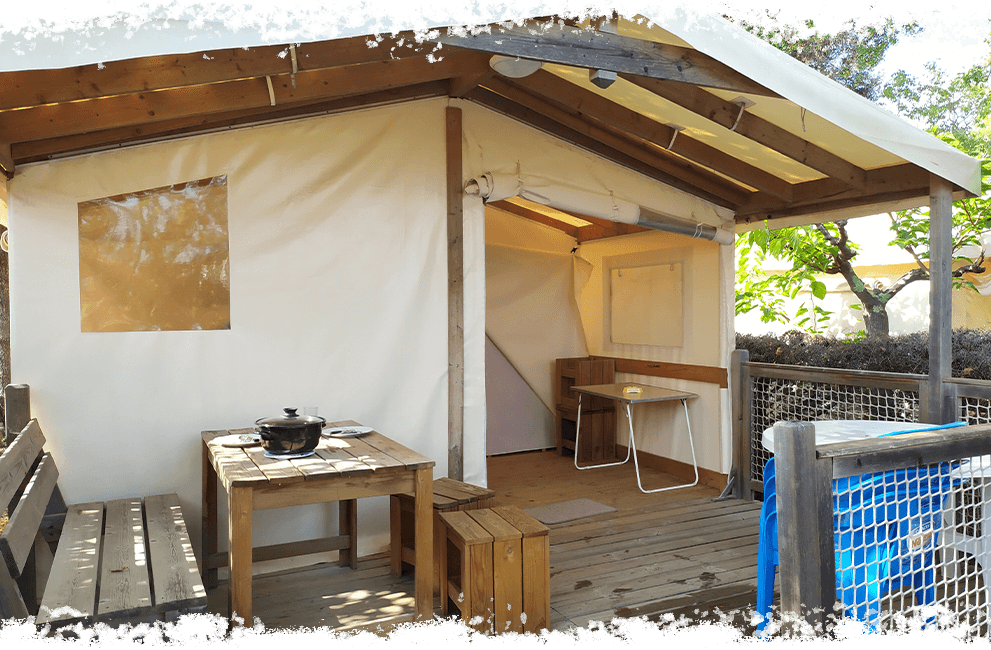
[255,407,326,428]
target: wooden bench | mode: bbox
[0,418,206,628]
[390,477,495,590]
[438,505,549,634]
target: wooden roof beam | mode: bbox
[488,199,648,242]
[735,163,930,225]
[508,70,794,201]
[435,21,780,98]
[11,81,451,164]
[0,50,489,144]
[0,32,442,111]
[0,143,12,179]
[475,80,752,208]
[624,76,869,191]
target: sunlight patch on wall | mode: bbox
[78,176,231,332]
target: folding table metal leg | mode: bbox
[574,393,632,471]
[627,399,699,494]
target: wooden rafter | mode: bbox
[0,33,440,111]
[0,50,490,144]
[508,70,794,200]
[11,81,451,164]
[623,75,870,191]
[473,80,752,208]
[735,163,932,224]
[487,199,648,242]
[0,143,12,179]
[435,21,780,98]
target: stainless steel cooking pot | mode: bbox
[255,407,325,455]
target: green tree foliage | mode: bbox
[727,13,921,100]
[734,15,991,340]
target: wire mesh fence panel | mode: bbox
[749,374,921,486]
[830,455,991,635]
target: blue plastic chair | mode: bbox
[756,421,967,632]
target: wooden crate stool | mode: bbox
[390,476,495,592]
[438,505,550,634]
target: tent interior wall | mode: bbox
[6,95,733,571]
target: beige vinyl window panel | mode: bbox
[610,262,683,347]
[78,175,231,332]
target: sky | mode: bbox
[878,24,989,84]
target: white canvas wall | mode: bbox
[578,231,729,475]
[8,98,488,566]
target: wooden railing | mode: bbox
[730,349,991,501]
[772,421,991,633]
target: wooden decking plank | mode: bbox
[144,493,207,614]
[97,498,153,620]
[550,532,760,587]
[558,562,760,621]
[550,508,761,563]
[36,501,104,625]
[551,503,761,547]
[549,517,761,570]
[551,546,760,608]
[548,499,759,543]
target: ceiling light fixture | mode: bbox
[488,55,543,78]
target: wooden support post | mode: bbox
[929,175,954,424]
[0,144,13,180]
[447,105,465,481]
[4,384,30,444]
[413,466,433,621]
[730,349,753,500]
[775,421,824,631]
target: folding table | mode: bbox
[572,382,698,493]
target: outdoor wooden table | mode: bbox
[201,420,435,625]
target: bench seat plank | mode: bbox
[97,498,153,620]
[144,493,207,616]
[36,502,104,625]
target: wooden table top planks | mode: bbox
[202,420,435,490]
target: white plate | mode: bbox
[215,433,262,448]
[323,426,373,438]
[264,449,316,459]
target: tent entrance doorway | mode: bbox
[483,197,594,456]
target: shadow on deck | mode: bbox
[205,450,763,633]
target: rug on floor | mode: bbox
[523,498,617,525]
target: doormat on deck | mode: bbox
[524,499,617,525]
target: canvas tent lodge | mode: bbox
[0,9,981,623]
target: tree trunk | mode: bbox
[862,304,890,340]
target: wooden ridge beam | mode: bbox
[509,70,794,200]
[11,81,451,164]
[0,50,488,144]
[623,76,869,191]
[435,21,779,98]
[473,80,751,208]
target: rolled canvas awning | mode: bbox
[465,171,735,244]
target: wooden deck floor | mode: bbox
[205,450,762,633]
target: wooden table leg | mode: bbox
[228,486,253,625]
[201,439,218,589]
[413,466,433,620]
[389,495,402,577]
[339,499,357,569]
